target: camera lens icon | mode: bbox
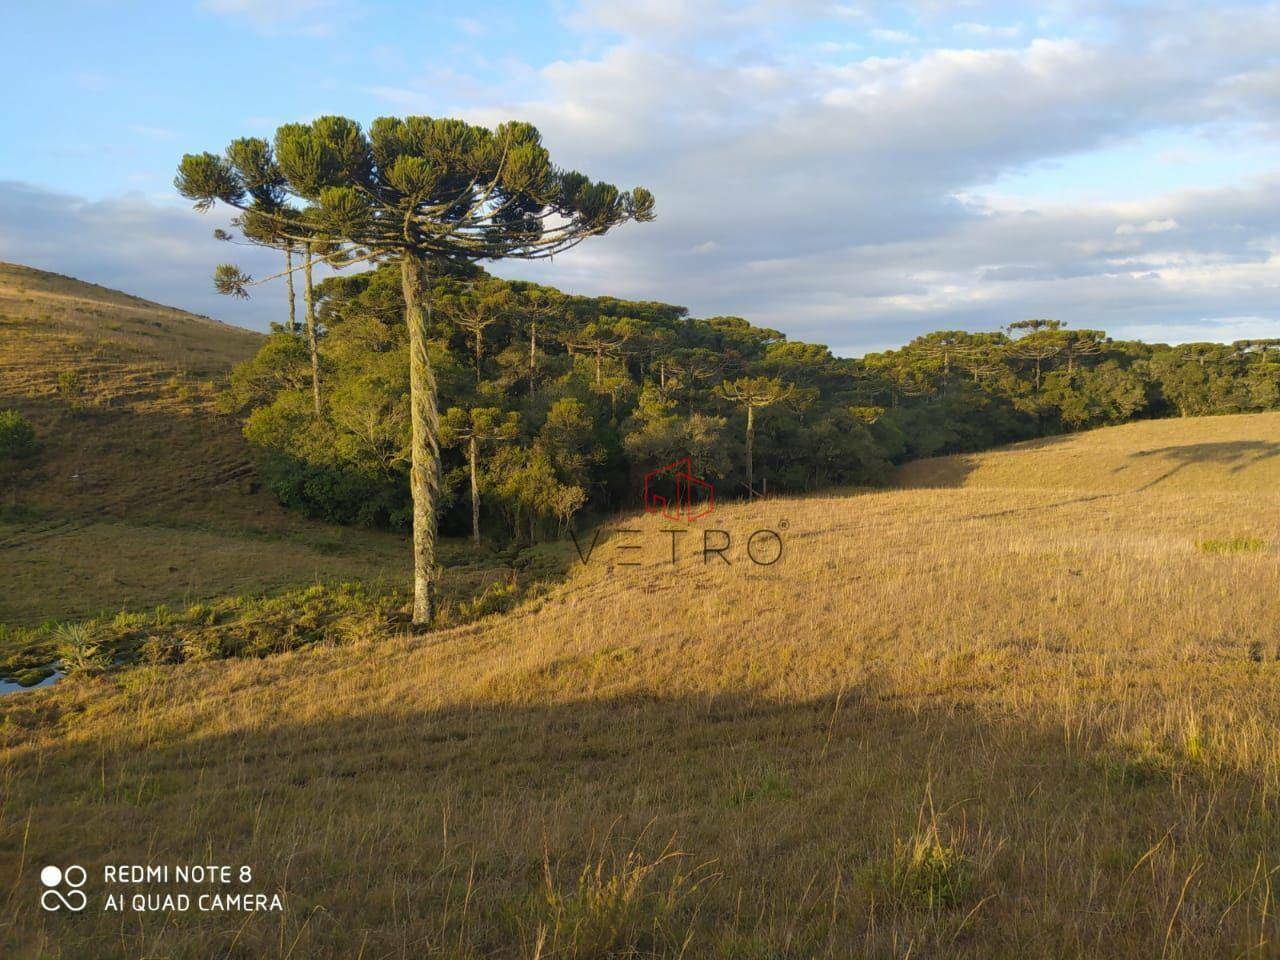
[40,865,87,912]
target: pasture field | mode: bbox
[3,401,1280,957]
[0,261,413,627]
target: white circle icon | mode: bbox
[39,864,86,912]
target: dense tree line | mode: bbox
[220,273,1280,544]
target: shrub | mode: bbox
[0,410,37,460]
[259,453,411,530]
[183,602,217,626]
[54,623,110,675]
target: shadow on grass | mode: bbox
[894,431,1086,491]
[1124,440,1280,490]
[905,437,1280,524]
[0,685,1273,959]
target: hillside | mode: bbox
[3,413,1280,957]
[0,263,410,624]
[897,410,1280,493]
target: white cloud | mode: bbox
[954,22,1021,39]
[1116,218,1179,236]
[459,3,1280,353]
[563,0,834,39]
[870,28,917,43]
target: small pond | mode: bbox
[0,663,64,695]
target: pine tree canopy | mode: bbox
[176,116,655,271]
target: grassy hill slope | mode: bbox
[3,413,1280,957]
[0,262,412,625]
[897,410,1280,493]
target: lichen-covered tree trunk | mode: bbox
[303,244,321,417]
[469,434,480,546]
[402,251,441,627]
[285,248,297,334]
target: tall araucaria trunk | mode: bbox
[469,434,480,546]
[529,320,537,394]
[303,243,321,417]
[285,248,298,334]
[746,404,755,499]
[402,251,442,627]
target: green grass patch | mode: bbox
[1196,536,1265,554]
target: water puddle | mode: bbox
[0,664,64,695]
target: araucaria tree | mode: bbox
[718,376,794,499]
[441,279,513,386]
[177,116,654,626]
[441,407,519,545]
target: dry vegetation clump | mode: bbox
[3,398,1280,955]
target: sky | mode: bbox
[2,1,1279,355]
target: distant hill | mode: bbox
[0,262,405,624]
[0,261,261,375]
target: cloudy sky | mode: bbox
[2,1,1279,354]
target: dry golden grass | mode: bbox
[0,262,261,375]
[3,411,1280,957]
[0,262,409,625]
[896,410,1280,493]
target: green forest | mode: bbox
[224,260,1280,542]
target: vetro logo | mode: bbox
[40,865,87,912]
[643,457,713,522]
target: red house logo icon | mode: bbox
[643,457,714,522]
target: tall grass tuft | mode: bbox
[535,836,715,958]
[869,824,973,911]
